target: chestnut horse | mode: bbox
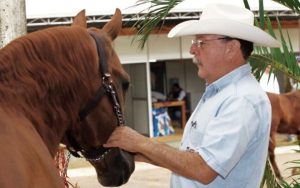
[0,9,134,187]
[268,90,300,178]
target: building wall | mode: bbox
[124,63,149,135]
[275,28,299,52]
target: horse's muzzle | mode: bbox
[91,148,135,187]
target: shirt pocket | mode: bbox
[186,127,205,150]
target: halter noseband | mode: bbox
[66,32,125,162]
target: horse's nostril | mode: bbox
[93,148,135,186]
[96,163,133,186]
[97,173,126,187]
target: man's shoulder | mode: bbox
[222,78,269,105]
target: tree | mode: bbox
[0,0,26,48]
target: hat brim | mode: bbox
[168,19,280,47]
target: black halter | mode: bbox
[66,32,125,161]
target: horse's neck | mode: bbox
[34,120,63,157]
[3,108,62,157]
[0,109,64,187]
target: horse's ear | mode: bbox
[102,8,122,41]
[72,9,87,28]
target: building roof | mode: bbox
[26,0,298,31]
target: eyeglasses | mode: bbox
[191,37,230,48]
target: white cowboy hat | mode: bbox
[168,3,280,47]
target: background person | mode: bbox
[104,3,280,187]
[167,83,186,101]
[167,83,186,126]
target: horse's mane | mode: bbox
[0,26,99,130]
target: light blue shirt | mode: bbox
[171,64,271,188]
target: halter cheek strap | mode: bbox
[79,32,124,126]
[66,31,125,160]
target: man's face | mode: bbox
[190,34,229,84]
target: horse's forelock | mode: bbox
[0,26,99,128]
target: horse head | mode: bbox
[61,9,135,186]
[0,7,134,187]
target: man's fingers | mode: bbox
[103,127,125,147]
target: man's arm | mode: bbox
[104,126,217,184]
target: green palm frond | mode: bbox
[259,0,266,28]
[282,146,300,178]
[249,15,300,84]
[243,0,266,29]
[272,0,300,13]
[260,158,283,188]
[131,0,183,48]
[132,0,299,49]
[281,179,300,188]
[244,0,299,83]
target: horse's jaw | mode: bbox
[91,148,135,186]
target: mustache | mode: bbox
[192,57,200,65]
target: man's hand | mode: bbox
[103,126,148,153]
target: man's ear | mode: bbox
[72,9,87,28]
[225,40,241,61]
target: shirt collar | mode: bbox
[203,64,251,99]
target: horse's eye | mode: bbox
[122,81,130,92]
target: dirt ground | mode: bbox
[67,133,300,188]
[68,162,171,188]
[68,151,300,188]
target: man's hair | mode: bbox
[237,39,253,59]
[225,37,253,59]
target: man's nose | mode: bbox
[190,44,198,55]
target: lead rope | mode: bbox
[55,147,79,188]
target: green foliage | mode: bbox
[281,180,300,188]
[272,0,300,13]
[260,159,283,188]
[132,0,183,48]
[279,144,300,188]
[249,16,300,83]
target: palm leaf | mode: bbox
[131,0,183,48]
[281,179,300,188]
[249,15,300,84]
[260,158,283,188]
[132,0,300,48]
[272,0,300,13]
[259,0,266,28]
